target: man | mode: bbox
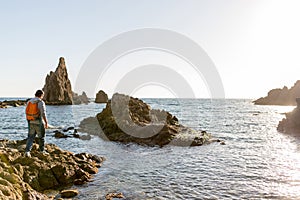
[24,90,49,157]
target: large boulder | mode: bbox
[0,139,104,199]
[80,93,219,147]
[254,80,300,105]
[43,57,73,105]
[95,90,108,103]
[277,98,300,134]
[73,91,90,105]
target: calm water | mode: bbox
[0,98,300,200]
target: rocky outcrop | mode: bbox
[43,57,73,105]
[80,93,221,147]
[0,100,27,109]
[0,139,104,199]
[277,98,300,134]
[95,90,108,103]
[254,80,300,105]
[73,91,89,105]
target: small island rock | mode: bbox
[95,90,108,103]
[80,93,217,147]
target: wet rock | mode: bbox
[63,126,74,132]
[95,90,108,103]
[54,131,69,138]
[254,80,300,105]
[60,189,79,198]
[105,192,125,200]
[0,139,104,199]
[54,129,92,140]
[277,98,300,134]
[43,57,73,105]
[81,93,216,147]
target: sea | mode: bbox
[0,98,300,200]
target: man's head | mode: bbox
[35,90,44,98]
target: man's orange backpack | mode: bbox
[26,101,40,121]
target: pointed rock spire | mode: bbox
[43,57,73,105]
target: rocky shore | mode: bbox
[0,139,104,199]
[277,98,300,134]
[80,93,223,147]
[0,100,27,109]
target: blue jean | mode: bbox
[25,120,45,152]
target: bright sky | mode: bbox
[1,0,300,99]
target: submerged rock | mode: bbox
[53,129,91,140]
[43,57,73,105]
[0,139,104,200]
[254,80,300,105]
[277,98,300,134]
[80,93,218,147]
[95,90,108,103]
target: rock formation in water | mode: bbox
[0,139,104,199]
[0,100,27,109]
[277,98,300,134]
[43,57,73,105]
[254,80,300,105]
[95,90,108,103]
[73,91,90,105]
[80,93,221,147]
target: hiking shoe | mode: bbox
[40,151,49,155]
[24,152,31,158]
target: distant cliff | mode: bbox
[253,80,300,105]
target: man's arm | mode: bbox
[38,101,48,128]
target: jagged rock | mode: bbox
[95,90,108,103]
[277,98,300,134]
[254,80,300,105]
[43,57,73,105]
[80,93,217,147]
[73,91,90,105]
[0,139,104,200]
